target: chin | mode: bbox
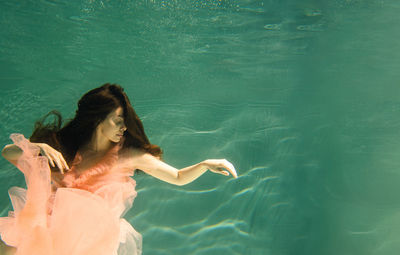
[113,135,123,143]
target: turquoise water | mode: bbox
[1,0,400,254]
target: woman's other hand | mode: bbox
[202,159,238,178]
[33,143,70,174]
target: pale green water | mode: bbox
[1,0,400,254]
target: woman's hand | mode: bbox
[202,159,238,178]
[33,143,70,174]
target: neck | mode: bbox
[84,128,113,153]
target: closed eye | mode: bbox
[114,117,125,125]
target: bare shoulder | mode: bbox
[121,147,146,157]
[120,147,180,185]
[118,147,154,171]
[120,147,161,161]
[116,147,145,174]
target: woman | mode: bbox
[0,83,238,255]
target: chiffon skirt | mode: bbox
[0,134,142,255]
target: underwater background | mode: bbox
[1,0,400,254]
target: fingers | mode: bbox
[40,147,55,167]
[53,151,70,174]
[221,170,229,176]
[216,159,238,178]
[39,144,69,174]
[53,156,65,174]
[207,159,238,178]
[60,154,70,171]
[46,152,64,174]
[223,160,238,178]
[48,157,56,168]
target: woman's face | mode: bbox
[98,106,127,143]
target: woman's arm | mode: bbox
[2,142,69,173]
[129,149,237,186]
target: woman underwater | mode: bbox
[0,83,238,255]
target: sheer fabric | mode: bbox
[0,134,142,255]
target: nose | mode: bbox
[121,125,127,131]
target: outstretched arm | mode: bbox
[130,149,238,186]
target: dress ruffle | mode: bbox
[0,134,142,255]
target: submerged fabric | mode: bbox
[0,133,142,255]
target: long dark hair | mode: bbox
[29,83,163,172]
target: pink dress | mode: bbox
[0,133,142,255]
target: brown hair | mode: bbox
[29,83,162,173]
